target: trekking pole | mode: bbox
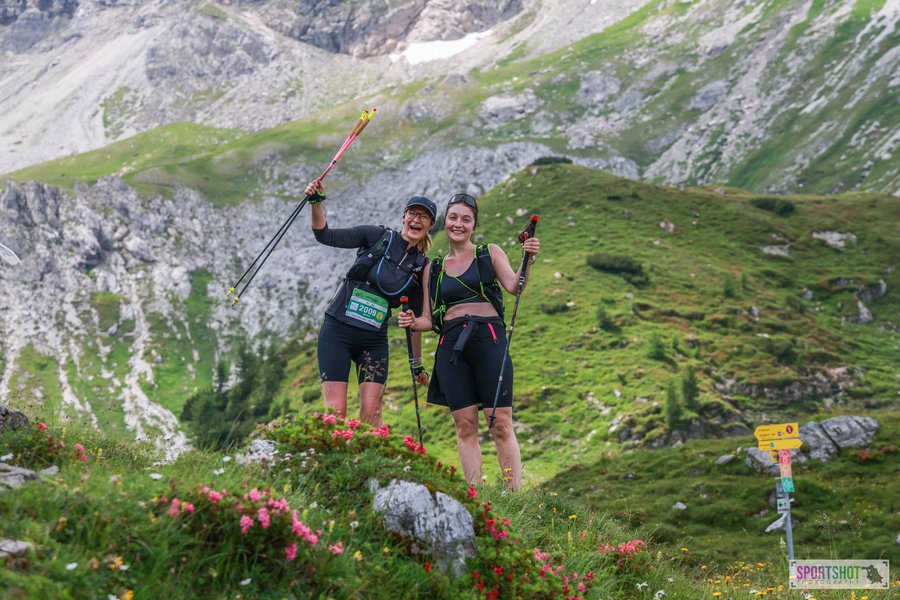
[400,296,424,444]
[488,215,538,430]
[227,108,376,306]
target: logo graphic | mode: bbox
[790,560,889,589]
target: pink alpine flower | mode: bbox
[467,486,477,499]
[36,422,47,430]
[73,443,85,452]
[182,502,195,514]
[257,507,271,529]
[331,429,355,440]
[240,515,254,534]
[327,541,344,555]
[248,488,264,502]
[285,543,298,561]
[322,414,337,425]
[347,418,362,429]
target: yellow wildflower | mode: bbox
[568,514,577,520]
[121,591,134,600]
[353,550,363,562]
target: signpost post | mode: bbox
[755,423,801,562]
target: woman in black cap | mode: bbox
[398,193,540,491]
[305,178,434,425]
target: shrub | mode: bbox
[597,305,615,330]
[529,156,573,166]
[646,331,666,360]
[751,197,795,216]
[665,382,682,428]
[540,301,570,315]
[722,273,736,298]
[682,369,700,411]
[586,253,649,285]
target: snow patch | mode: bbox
[390,30,492,65]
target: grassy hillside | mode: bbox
[1,415,718,600]
[276,163,898,476]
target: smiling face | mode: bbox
[402,207,433,242]
[444,203,477,243]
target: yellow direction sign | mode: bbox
[754,422,799,442]
[758,438,803,451]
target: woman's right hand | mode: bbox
[304,179,324,197]
[397,309,415,329]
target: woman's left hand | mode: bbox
[523,236,540,256]
[415,370,429,386]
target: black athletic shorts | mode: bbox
[427,315,512,412]
[317,315,389,385]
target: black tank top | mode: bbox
[439,257,489,307]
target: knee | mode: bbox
[490,418,515,442]
[455,419,478,441]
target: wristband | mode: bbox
[413,365,427,377]
[308,190,326,205]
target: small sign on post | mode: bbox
[757,422,801,562]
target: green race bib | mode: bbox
[345,287,389,328]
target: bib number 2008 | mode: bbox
[346,288,389,328]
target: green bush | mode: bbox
[587,253,649,285]
[751,197,795,216]
[646,331,666,360]
[540,301,570,315]
[529,156,573,166]
[597,305,615,330]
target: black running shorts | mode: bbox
[427,315,513,412]
[317,315,389,385]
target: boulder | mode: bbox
[0,538,34,560]
[0,463,39,492]
[371,479,476,577]
[0,405,29,433]
[746,416,879,474]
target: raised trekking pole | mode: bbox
[488,215,538,431]
[401,296,424,444]
[227,108,376,306]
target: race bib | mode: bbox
[345,287,389,328]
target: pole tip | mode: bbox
[531,215,539,222]
[400,296,408,304]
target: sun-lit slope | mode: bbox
[273,162,898,482]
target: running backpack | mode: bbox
[346,227,427,307]
[428,243,504,334]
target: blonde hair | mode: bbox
[416,233,432,254]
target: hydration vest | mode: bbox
[345,227,427,308]
[428,243,504,333]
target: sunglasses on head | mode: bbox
[448,193,477,209]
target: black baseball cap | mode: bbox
[405,196,437,220]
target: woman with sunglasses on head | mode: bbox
[398,193,540,491]
[305,178,433,425]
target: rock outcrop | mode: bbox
[745,415,880,474]
[371,479,477,577]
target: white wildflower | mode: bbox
[240,578,252,586]
[148,473,163,480]
[65,562,78,570]
[636,582,648,590]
